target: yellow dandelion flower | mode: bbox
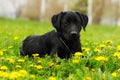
[2,49,7,52]
[38,60,42,64]
[94,48,100,53]
[0,71,8,78]
[113,52,120,59]
[91,68,95,72]
[0,57,5,60]
[55,64,61,69]
[72,59,79,64]
[0,66,8,71]
[18,59,25,63]
[32,53,39,57]
[85,67,89,71]
[30,74,35,79]
[95,56,108,62]
[6,58,15,64]
[112,72,118,77]
[9,71,19,79]
[19,69,27,77]
[99,44,106,48]
[74,52,83,57]
[0,50,3,55]
[14,36,19,40]
[48,62,54,68]
[117,68,120,72]
[85,76,92,80]
[105,40,112,44]
[29,64,34,67]
[113,52,119,56]
[15,65,22,69]
[82,47,90,52]
[36,65,43,70]
[49,77,56,80]
[117,45,120,51]
[8,46,13,49]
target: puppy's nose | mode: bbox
[70,31,78,36]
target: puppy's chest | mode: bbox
[57,41,73,53]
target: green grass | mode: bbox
[0,18,120,80]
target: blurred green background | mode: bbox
[0,0,120,26]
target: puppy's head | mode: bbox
[52,11,88,40]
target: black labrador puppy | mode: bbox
[20,11,88,59]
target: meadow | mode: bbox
[0,18,120,80]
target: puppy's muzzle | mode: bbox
[70,31,79,38]
[70,31,77,35]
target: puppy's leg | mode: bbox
[20,45,26,56]
[50,47,58,58]
[72,40,82,53]
[79,46,82,52]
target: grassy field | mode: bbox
[0,18,120,80]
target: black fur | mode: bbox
[20,11,88,59]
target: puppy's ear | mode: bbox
[76,12,88,31]
[51,12,65,32]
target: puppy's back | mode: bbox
[20,35,43,56]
